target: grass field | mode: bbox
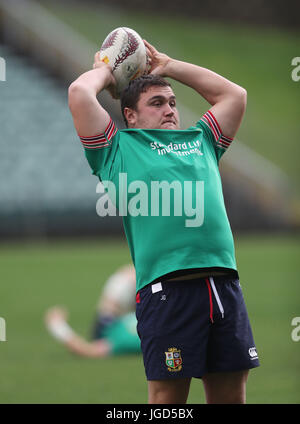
[0,235,299,404]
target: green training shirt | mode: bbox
[79,110,237,292]
[103,312,140,355]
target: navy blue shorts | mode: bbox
[136,275,260,380]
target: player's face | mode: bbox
[126,86,180,130]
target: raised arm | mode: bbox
[144,40,246,139]
[68,53,116,137]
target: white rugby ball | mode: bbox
[99,27,148,97]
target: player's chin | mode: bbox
[160,122,178,130]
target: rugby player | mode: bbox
[45,265,140,357]
[68,40,260,404]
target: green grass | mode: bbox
[38,1,300,186]
[0,235,299,403]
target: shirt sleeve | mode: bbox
[196,110,233,161]
[78,118,118,180]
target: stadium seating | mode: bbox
[0,45,123,237]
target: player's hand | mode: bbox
[93,52,118,99]
[143,40,171,77]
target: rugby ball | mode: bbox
[99,27,148,97]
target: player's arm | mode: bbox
[144,40,246,139]
[68,52,116,137]
[45,307,112,358]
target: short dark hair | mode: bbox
[120,74,172,127]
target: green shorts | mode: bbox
[102,312,141,355]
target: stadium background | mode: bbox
[0,0,299,403]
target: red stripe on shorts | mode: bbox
[205,278,214,323]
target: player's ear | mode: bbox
[124,107,137,128]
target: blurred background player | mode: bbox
[44,264,141,357]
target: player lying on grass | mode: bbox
[68,39,260,403]
[45,264,141,357]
